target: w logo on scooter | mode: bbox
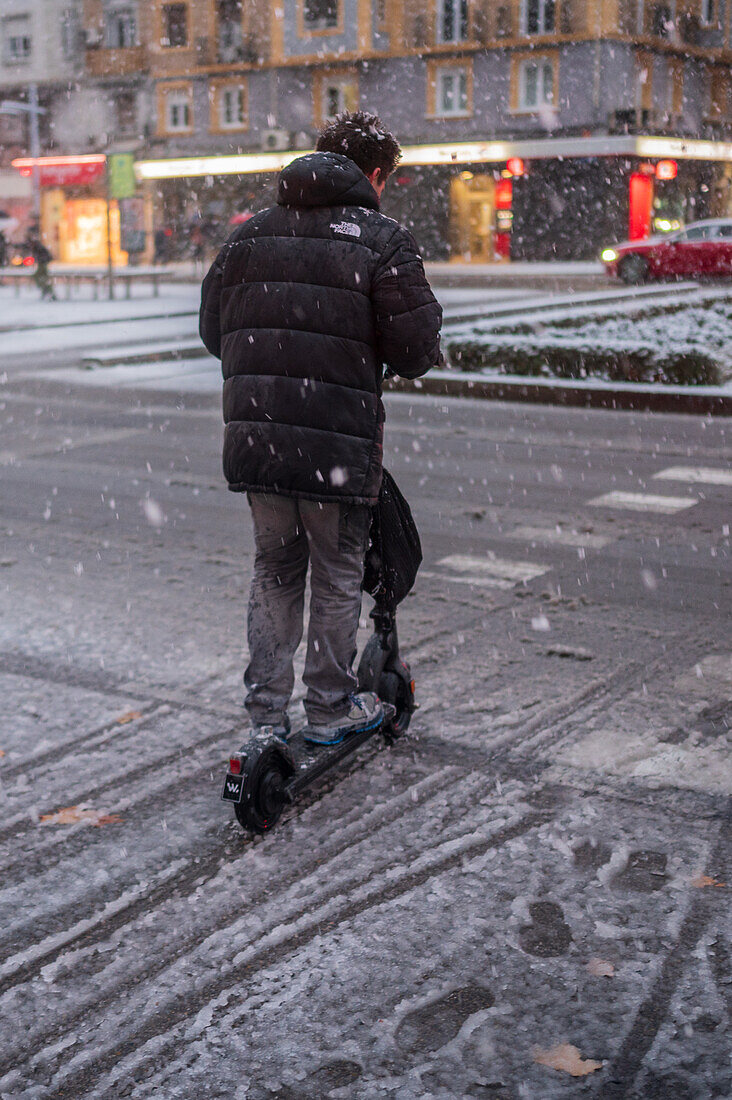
[222,774,245,803]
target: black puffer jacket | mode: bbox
[199,152,442,504]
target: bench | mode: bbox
[0,265,174,299]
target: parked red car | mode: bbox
[602,219,732,283]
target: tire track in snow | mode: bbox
[5,801,554,1097]
[0,765,469,1002]
[0,766,505,1085]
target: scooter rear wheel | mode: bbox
[234,742,292,834]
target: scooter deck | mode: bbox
[284,705,396,800]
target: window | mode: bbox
[518,58,554,109]
[162,3,187,47]
[219,85,246,128]
[522,0,555,34]
[437,0,468,43]
[164,87,192,131]
[436,67,469,115]
[106,6,138,48]
[322,77,357,118]
[217,0,242,58]
[61,8,80,58]
[116,92,137,135]
[303,0,339,31]
[700,0,714,25]
[682,225,717,240]
[651,3,674,37]
[3,15,32,63]
[633,0,645,33]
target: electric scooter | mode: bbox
[221,599,415,834]
[222,468,420,835]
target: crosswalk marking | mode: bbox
[509,525,611,550]
[653,466,732,487]
[588,491,697,514]
[434,553,549,589]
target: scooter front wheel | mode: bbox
[379,670,414,738]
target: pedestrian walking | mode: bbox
[25,229,55,300]
[200,111,442,745]
[0,230,8,268]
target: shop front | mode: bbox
[135,135,732,265]
[11,155,130,264]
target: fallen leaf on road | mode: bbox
[116,711,142,725]
[690,874,726,888]
[586,958,615,978]
[40,805,123,827]
[532,1043,603,1076]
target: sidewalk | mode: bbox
[156,258,608,289]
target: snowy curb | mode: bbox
[386,369,732,416]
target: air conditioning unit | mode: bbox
[261,128,290,151]
[85,27,102,48]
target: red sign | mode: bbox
[629,172,654,240]
[655,159,678,180]
[506,157,525,176]
[11,156,106,188]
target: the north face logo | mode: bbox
[330,221,361,238]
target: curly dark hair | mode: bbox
[315,111,402,181]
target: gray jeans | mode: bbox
[244,493,371,727]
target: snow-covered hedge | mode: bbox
[447,337,721,386]
[446,300,732,387]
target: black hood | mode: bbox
[277,152,380,211]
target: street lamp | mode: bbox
[0,84,46,219]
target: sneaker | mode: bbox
[304,692,384,746]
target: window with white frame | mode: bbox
[61,8,80,58]
[106,5,138,48]
[522,0,555,35]
[436,67,469,115]
[518,58,554,109]
[437,0,468,43]
[165,88,192,131]
[304,0,339,31]
[218,85,245,128]
[3,15,32,63]
[700,0,714,25]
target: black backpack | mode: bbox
[362,468,422,611]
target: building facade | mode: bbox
[3,1,732,261]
